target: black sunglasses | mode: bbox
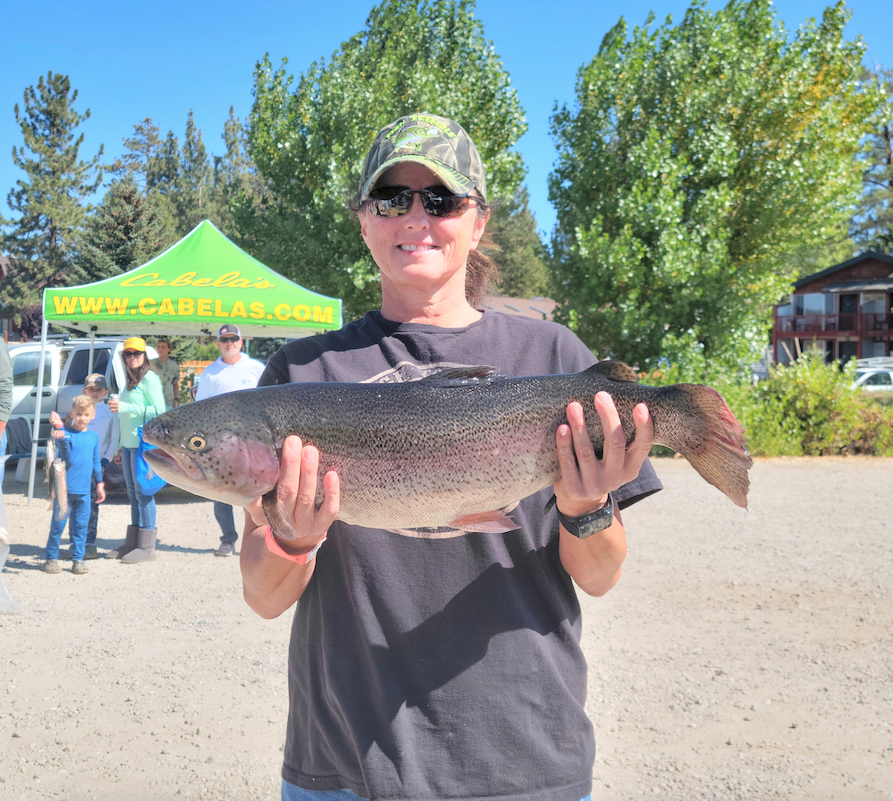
[219,336,240,344]
[122,351,143,358]
[365,186,480,219]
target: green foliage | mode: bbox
[549,0,880,370]
[192,340,221,362]
[853,67,893,252]
[487,186,552,298]
[646,352,893,457]
[70,174,175,285]
[238,0,528,319]
[0,72,104,318]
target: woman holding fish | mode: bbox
[240,115,662,801]
[107,337,166,563]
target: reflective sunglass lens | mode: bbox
[366,187,473,218]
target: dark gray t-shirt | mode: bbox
[261,310,662,801]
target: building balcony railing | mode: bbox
[775,312,893,338]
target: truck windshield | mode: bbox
[65,349,110,386]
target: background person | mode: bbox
[240,114,662,801]
[150,339,180,411]
[196,324,265,557]
[0,339,12,487]
[107,337,165,563]
[82,373,118,559]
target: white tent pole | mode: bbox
[88,328,95,373]
[27,318,50,506]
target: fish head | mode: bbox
[141,396,281,506]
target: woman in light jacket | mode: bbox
[107,337,166,563]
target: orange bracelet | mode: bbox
[263,526,326,565]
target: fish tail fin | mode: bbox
[655,385,753,508]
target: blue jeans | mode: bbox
[121,446,156,529]
[281,783,590,801]
[86,460,108,545]
[213,501,239,545]
[46,494,90,561]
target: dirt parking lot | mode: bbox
[0,457,890,800]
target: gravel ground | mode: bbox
[0,457,890,801]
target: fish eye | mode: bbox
[187,435,208,452]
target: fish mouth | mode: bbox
[143,447,210,489]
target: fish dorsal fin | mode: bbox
[418,366,504,388]
[586,360,639,383]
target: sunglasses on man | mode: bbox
[219,336,240,344]
[364,186,481,219]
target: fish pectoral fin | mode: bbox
[418,366,505,388]
[448,510,520,534]
[261,489,298,541]
[586,360,639,383]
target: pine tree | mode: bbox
[70,174,174,285]
[487,186,552,298]
[854,67,893,253]
[0,72,104,318]
[105,118,163,190]
[173,110,216,235]
[211,107,259,234]
[154,130,181,195]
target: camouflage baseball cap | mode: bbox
[358,113,487,204]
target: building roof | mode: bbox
[794,250,893,289]
[823,278,893,293]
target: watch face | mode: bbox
[577,509,614,538]
[564,495,615,539]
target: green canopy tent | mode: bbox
[27,220,343,502]
[42,220,342,337]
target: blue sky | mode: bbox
[1,0,889,239]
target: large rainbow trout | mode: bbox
[142,361,752,538]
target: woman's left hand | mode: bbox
[552,391,653,519]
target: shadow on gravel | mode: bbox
[4,536,224,571]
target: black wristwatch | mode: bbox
[555,494,615,539]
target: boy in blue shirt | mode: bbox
[44,396,106,575]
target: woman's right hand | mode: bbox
[108,397,119,413]
[114,451,122,465]
[245,435,340,554]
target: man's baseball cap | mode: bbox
[83,373,108,390]
[218,324,242,339]
[357,113,487,204]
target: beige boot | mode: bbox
[121,528,157,563]
[106,525,138,559]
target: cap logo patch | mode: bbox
[393,126,441,151]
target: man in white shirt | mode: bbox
[196,324,265,557]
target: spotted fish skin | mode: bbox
[142,361,753,539]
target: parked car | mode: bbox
[852,368,893,392]
[8,340,72,441]
[8,337,158,442]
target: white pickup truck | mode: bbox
[7,337,158,444]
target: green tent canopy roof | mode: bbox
[43,220,342,337]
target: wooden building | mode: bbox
[772,251,893,363]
